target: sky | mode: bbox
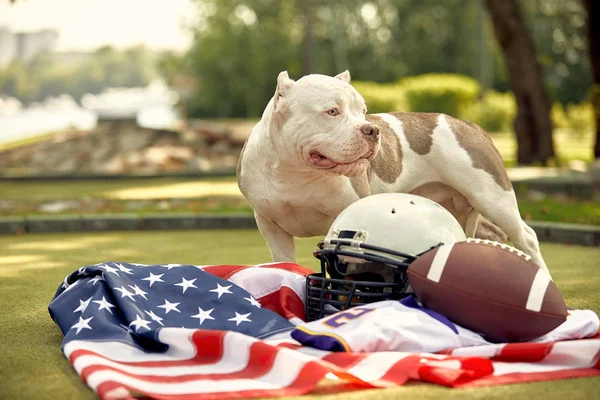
[0,0,196,52]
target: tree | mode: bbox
[583,0,600,159]
[485,0,555,165]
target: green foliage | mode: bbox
[463,91,517,133]
[185,0,302,118]
[551,103,570,130]
[551,102,595,137]
[0,46,157,104]
[351,81,405,113]
[398,74,480,118]
[565,102,595,138]
[176,0,592,118]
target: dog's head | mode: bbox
[269,71,380,177]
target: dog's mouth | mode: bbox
[309,150,374,169]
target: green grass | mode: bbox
[518,198,600,225]
[2,176,598,225]
[0,230,599,400]
[0,176,238,200]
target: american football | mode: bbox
[407,238,568,343]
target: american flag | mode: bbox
[49,262,600,399]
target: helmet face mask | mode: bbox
[305,194,467,321]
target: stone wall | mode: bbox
[0,119,254,176]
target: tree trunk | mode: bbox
[485,0,555,165]
[583,0,600,159]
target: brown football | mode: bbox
[407,238,568,343]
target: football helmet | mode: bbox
[306,193,466,321]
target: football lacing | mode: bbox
[466,238,532,261]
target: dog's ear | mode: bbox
[334,70,351,84]
[274,71,295,113]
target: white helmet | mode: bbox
[307,193,466,320]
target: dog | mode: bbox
[237,71,550,276]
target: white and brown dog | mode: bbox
[237,71,550,276]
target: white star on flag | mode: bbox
[141,272,164,287]
[228,312,252,326]
[144,310,164,326]
[209,283,233,299]
[164,263,184,270]
[116,263,134,275]
[71,316,93,335]
[129,314,152,333]
[93,296,116,314]
[191,307,215,325]
[88,275,105,285]
[114,286,136,301]
[128,284,149,300]
[244,296,262,308]
[175,277,197,294]
[77,267,88,276]
[63,280,80,293]
[73,296,92,313]
[157,299,181,314]
[99,264,120,276]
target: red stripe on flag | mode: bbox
[275,342,303,350]
[258,286,306,321]
[261,263,314,277]
[190,330,227,362]
[71,331,228,368]
[594,347,600,368]
[492,342,554,363]
[376,355,494,388]
[94,360,333,400]
[419,357,495,387]
[202,265,249,280]
[79,340,282,383]
[322,352,367,369]
[372,355,421,386]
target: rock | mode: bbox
[0,120,243,176]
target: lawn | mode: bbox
[0,230,599,400]
[1,175,598,225]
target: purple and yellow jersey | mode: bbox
[291,297,600,353]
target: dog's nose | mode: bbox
[360,124,379,140]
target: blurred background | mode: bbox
[0,0,598,228]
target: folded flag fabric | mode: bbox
[49,261,600,400]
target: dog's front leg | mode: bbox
[254,212,296,262]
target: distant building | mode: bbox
[0,27,59,67]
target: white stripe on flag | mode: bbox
[347,352,411,382]
[427,243,454,283]
[65,328,197,361]
[526,269,551,312]
[85,340,313,395]
[72,332,255,376]
[450,344,503,358]
[228,266,307,302]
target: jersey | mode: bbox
[290,297,600,353]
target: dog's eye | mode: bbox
[327,108,339,116]
[363,107,367,114]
